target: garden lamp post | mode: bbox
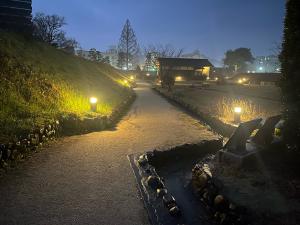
[234,107,242,123]
[90,97,98,112]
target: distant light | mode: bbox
[242,78,247,82]
[259,66,263,71]
[146,73,150,77]
[130,75,134,80]
[238,79,243,84]
[90,97,98,104]
[124,79,128,84]
[215,77,219,81]
[247,70,251,73]
[175,76,183,81]
[234,107,242,113]
[206,77,210,80]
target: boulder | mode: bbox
[146,176,164,189]
[169,205,181,217]
[156,188,168,198]
[163,194,176,209]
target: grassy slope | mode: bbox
[0,32,132,141]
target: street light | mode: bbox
[234,107,242,123]
[90,97,98,112]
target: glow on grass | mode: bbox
[215,97,268,123]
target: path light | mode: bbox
[234,107,242,123]
[130,75,134,80]
[90,97,98,112]
[175,76,183,81]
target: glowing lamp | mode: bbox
[234,107,242,123]
[90,97,98,112]
[130,75,134,80]
[175,76,183,81]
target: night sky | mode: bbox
[33,0,285,65]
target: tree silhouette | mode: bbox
[223,48,254,73]
[118,19,139,70]
[279,0,300,149]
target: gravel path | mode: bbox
[0,82,218,225]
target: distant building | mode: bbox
[76,49,90,59]
[0,0,32,32]
[102,46,118,68]
[157,57,213,81]
[250,55,281,73]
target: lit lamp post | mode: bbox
[234,107,242,123]
[90,97,98,112]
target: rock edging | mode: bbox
[153,86,235,137]
[0,92,136,172]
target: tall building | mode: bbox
[102,46,118,68]
[0,0,32,32]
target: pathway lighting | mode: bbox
[175,76,183,81]
[234,107,242,123]
[90,97,98,112]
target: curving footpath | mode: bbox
[0,82,218,225]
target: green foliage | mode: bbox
[0,32,131,140]
[223,48,254,73]
[279,0,300,149]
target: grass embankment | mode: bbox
[0,32,133,142]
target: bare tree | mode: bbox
[32,13,78,54]
[144,44,183,58]
[143,44,184,71]
[118,19,140,70]
[33,13,66,45]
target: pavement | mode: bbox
[0,82,218,225]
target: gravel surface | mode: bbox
[0,82,218,225]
